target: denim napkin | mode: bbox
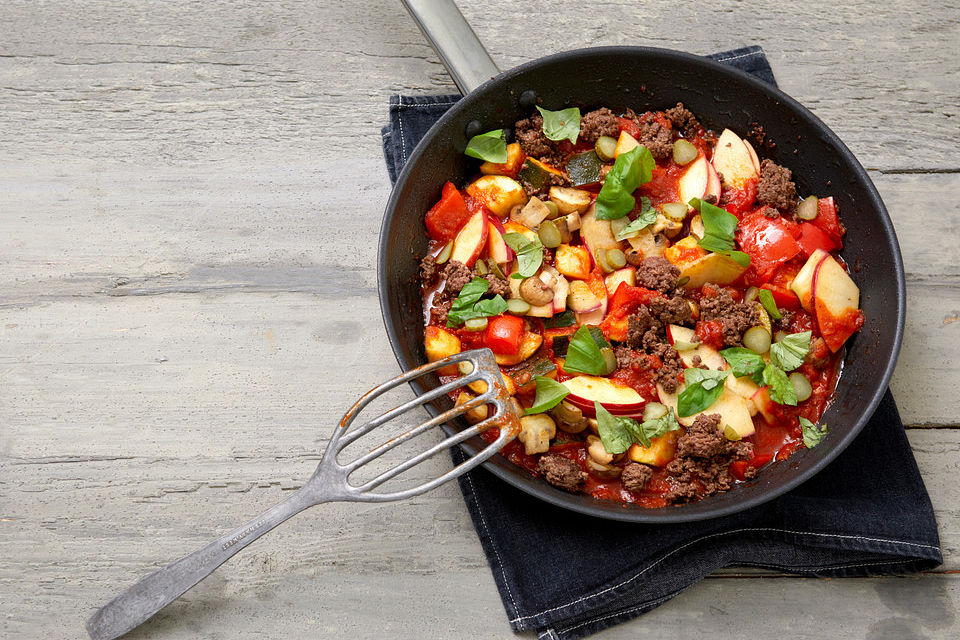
[380,46,941,640]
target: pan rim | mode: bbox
[377,45,905,523]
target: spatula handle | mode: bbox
[401,0,500,94]
[85,489,315,640]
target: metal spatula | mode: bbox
[86,348,518,640]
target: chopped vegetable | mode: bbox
[595,145,655,220]
[526,376,570,415]
[677,369,729,417]
[536,106,581,143]
[464,129,508,163]
[800,417,829,448]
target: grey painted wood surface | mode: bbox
[1,0,958,638]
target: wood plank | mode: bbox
[0,1,957,171]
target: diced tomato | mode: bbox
[617,116,641,139]
[736,210,802,285]
[721,179,758,218]
[599,283,660,342]
[424,182,471,242]
[484,314,525,355]
[760,260,804,310]
[811,196,844,244]
[695,320,725,350]
[729,453,774,481]
[797,222,839,257]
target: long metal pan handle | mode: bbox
[401,0,500,94]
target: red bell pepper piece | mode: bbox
[599,283,660,342]
[811,196,844,245]
[797,222,839,257]
[424,181,471,242]
[484,314,525,355]
[736,210,802,285]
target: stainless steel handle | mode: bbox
[85,488,317,640]
[401,0,500,94]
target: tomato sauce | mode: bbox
[421,103,860,509]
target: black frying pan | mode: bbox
[378,0,905,522]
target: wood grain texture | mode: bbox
[1,0,958,638]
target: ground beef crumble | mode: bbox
[429,290,452,326]
[649,295,691,325]
[537,454,587,492]
[665,414,753,502]
[664,102,702,139]
[636,256,680,293]
[636,117,674,159]
[699,286,760,346]
[579,107,620,144]
[515,113,563,165]
[622,462,653,493]
[442,260,473,294]
[757,158,798,213]
[420,254,439,285]
[482,272,510,297]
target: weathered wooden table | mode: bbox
[2,1,958,637]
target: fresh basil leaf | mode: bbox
[464,129,507,163]
[614,197,657,240]
[696,201,750,267]
[677,368,729,417]
[536,106,581,144]
[473,295,508,317]
[757,288,782,320]
[562,325,607,375]
[587,325,611,349]
[501,232,544,278]
[799,417,829,448]
[634,407,681,448]
[525,376,570,415]
[762,363,797,406]
[720,347,766,379]
[544,310,576,328]
[594,402,637,454]
[595,146,655,220]
[445,278,507,326]
[770,331,812,372]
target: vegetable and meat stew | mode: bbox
[418,102,864,507]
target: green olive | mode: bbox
[595,136,618,162]
[543,200,560,219]
[790,372,813,402]
[507,298,531,315]
[538,220,562,248]
[673,139,699,165]
[743,326,772,354]
[643,402,668,422]
[605,248,627,269]
[797,196,819,220]
[436,241,452,264]
[661,202,688,222]
[464,317,488,332]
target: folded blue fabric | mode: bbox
[380,46,941,639]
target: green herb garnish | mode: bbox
[614,197,658,240]
[501,232,544,278]
[762,363,797,406]
[757,288,782,320]
[445,278,508,327]
[697,200,751,267]
[633,407,681,448]
[677,368,729,417]
[720,347,766,381]
[800,417,829,448]
[464,129,508,163]
[525,376,570,415]
[562,325,607,375]
[536,106,581,144]
[595,146,655,220]
[594,402,638,454]
[770,331,812,372]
